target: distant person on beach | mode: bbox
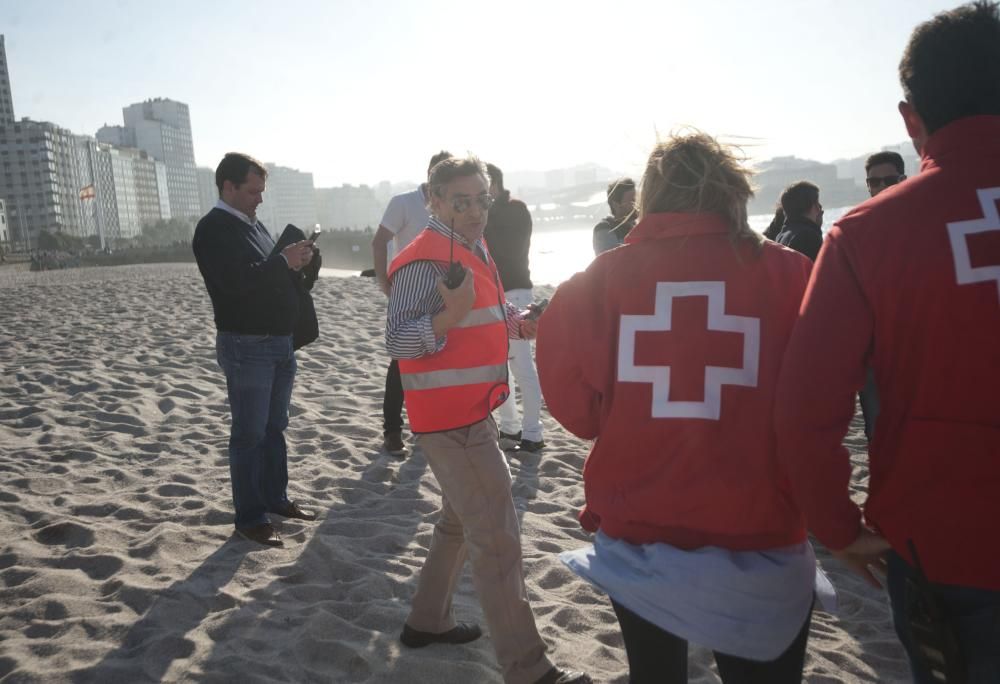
[763,205,785,241]
[593,178,637,254]
[371,150,453,458]
[483,162,545,453]
[865,151,907,198]
[386,156,591,684]
[775,181,824,260]
[538,132,816,683]
[775,2,1000,681]
[192,152,318,547]
[854,151,908,441]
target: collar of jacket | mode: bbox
[920,115,1000,172]
[780,216,821,233]
[624,212,730,244]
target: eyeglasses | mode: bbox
[866,174,904,189]
[450,194,494,214]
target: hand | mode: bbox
[832,527,892,588]
[519,318,538,339]
[435,267,475,326]
[377,274,391,297]
[281,240,315,271]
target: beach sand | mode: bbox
[0,263,910,683]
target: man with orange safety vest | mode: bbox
[385,156,591,684]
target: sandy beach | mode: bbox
[0,263,910,683]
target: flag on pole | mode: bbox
[79,185,95,200]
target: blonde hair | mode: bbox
[639,131,761,251]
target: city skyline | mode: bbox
[0,0,955,187]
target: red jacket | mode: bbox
[537,213,812,550]
[774,115,1000,589]
[388,229,510,433]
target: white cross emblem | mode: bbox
[947,187,1000,300]
[617,281,760,420]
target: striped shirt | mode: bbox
[386,217,523,359]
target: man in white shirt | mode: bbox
[371,151,452,456]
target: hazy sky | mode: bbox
[1,0,957,186]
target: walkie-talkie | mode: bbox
[444,218,465,289]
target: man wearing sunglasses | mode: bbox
[385,156,591,684]
[854,151,908,442]
[865,151,907,198]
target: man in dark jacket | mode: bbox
[484,163,545,452]
[593,178,637,255]
[192,152,318,547]
[775,182,824,261]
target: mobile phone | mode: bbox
[523,298,549,321]
[309,229,322,243]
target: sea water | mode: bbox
[321,207,851,288]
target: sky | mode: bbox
[0,0,959,187]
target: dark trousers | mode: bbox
[886,551,1000,683]
[216,333,295,528]
[859,367,880,441]
[610,600,811,684]
[383,359,404,435]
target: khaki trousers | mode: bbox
[407,417,553,684]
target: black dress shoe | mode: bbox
[383,431,408,457]
[269,501,317,521]
[399,622,483,648]
[534,667,593,684]
[499,430,522,451]
[235,523,283,547]
[517,438,545,453]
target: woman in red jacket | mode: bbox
[536,132,819,684]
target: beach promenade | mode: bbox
[0,264,909,683]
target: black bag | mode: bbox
[271,224,321,350]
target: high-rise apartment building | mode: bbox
[0,117,93,248]
[76,138,171,244]
[257,164,318,235]
[103,98,200,221]
[0,198,9,248]
[0,36,13,127]
[196,166,217,216]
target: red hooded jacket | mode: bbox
[537,212,812,551]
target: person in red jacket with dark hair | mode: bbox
[774,3,1000,681]
[536,132,816,683]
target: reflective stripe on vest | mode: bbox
[453,304,505,329]
[401,362,507,392]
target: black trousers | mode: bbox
[382,359,404,434]
[610,600,811,684]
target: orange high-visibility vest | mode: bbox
[388,228,510,433]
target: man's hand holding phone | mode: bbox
[282,239,315,271]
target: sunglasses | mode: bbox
[450,194,494,214]
[866,174,904,189]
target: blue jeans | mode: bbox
[216,333,296,528]
[887,551,1000,683]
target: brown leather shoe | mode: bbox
[235,523,283,547]
[399,622,482,648]
[269,501,317,521]
[533,667,593,684]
